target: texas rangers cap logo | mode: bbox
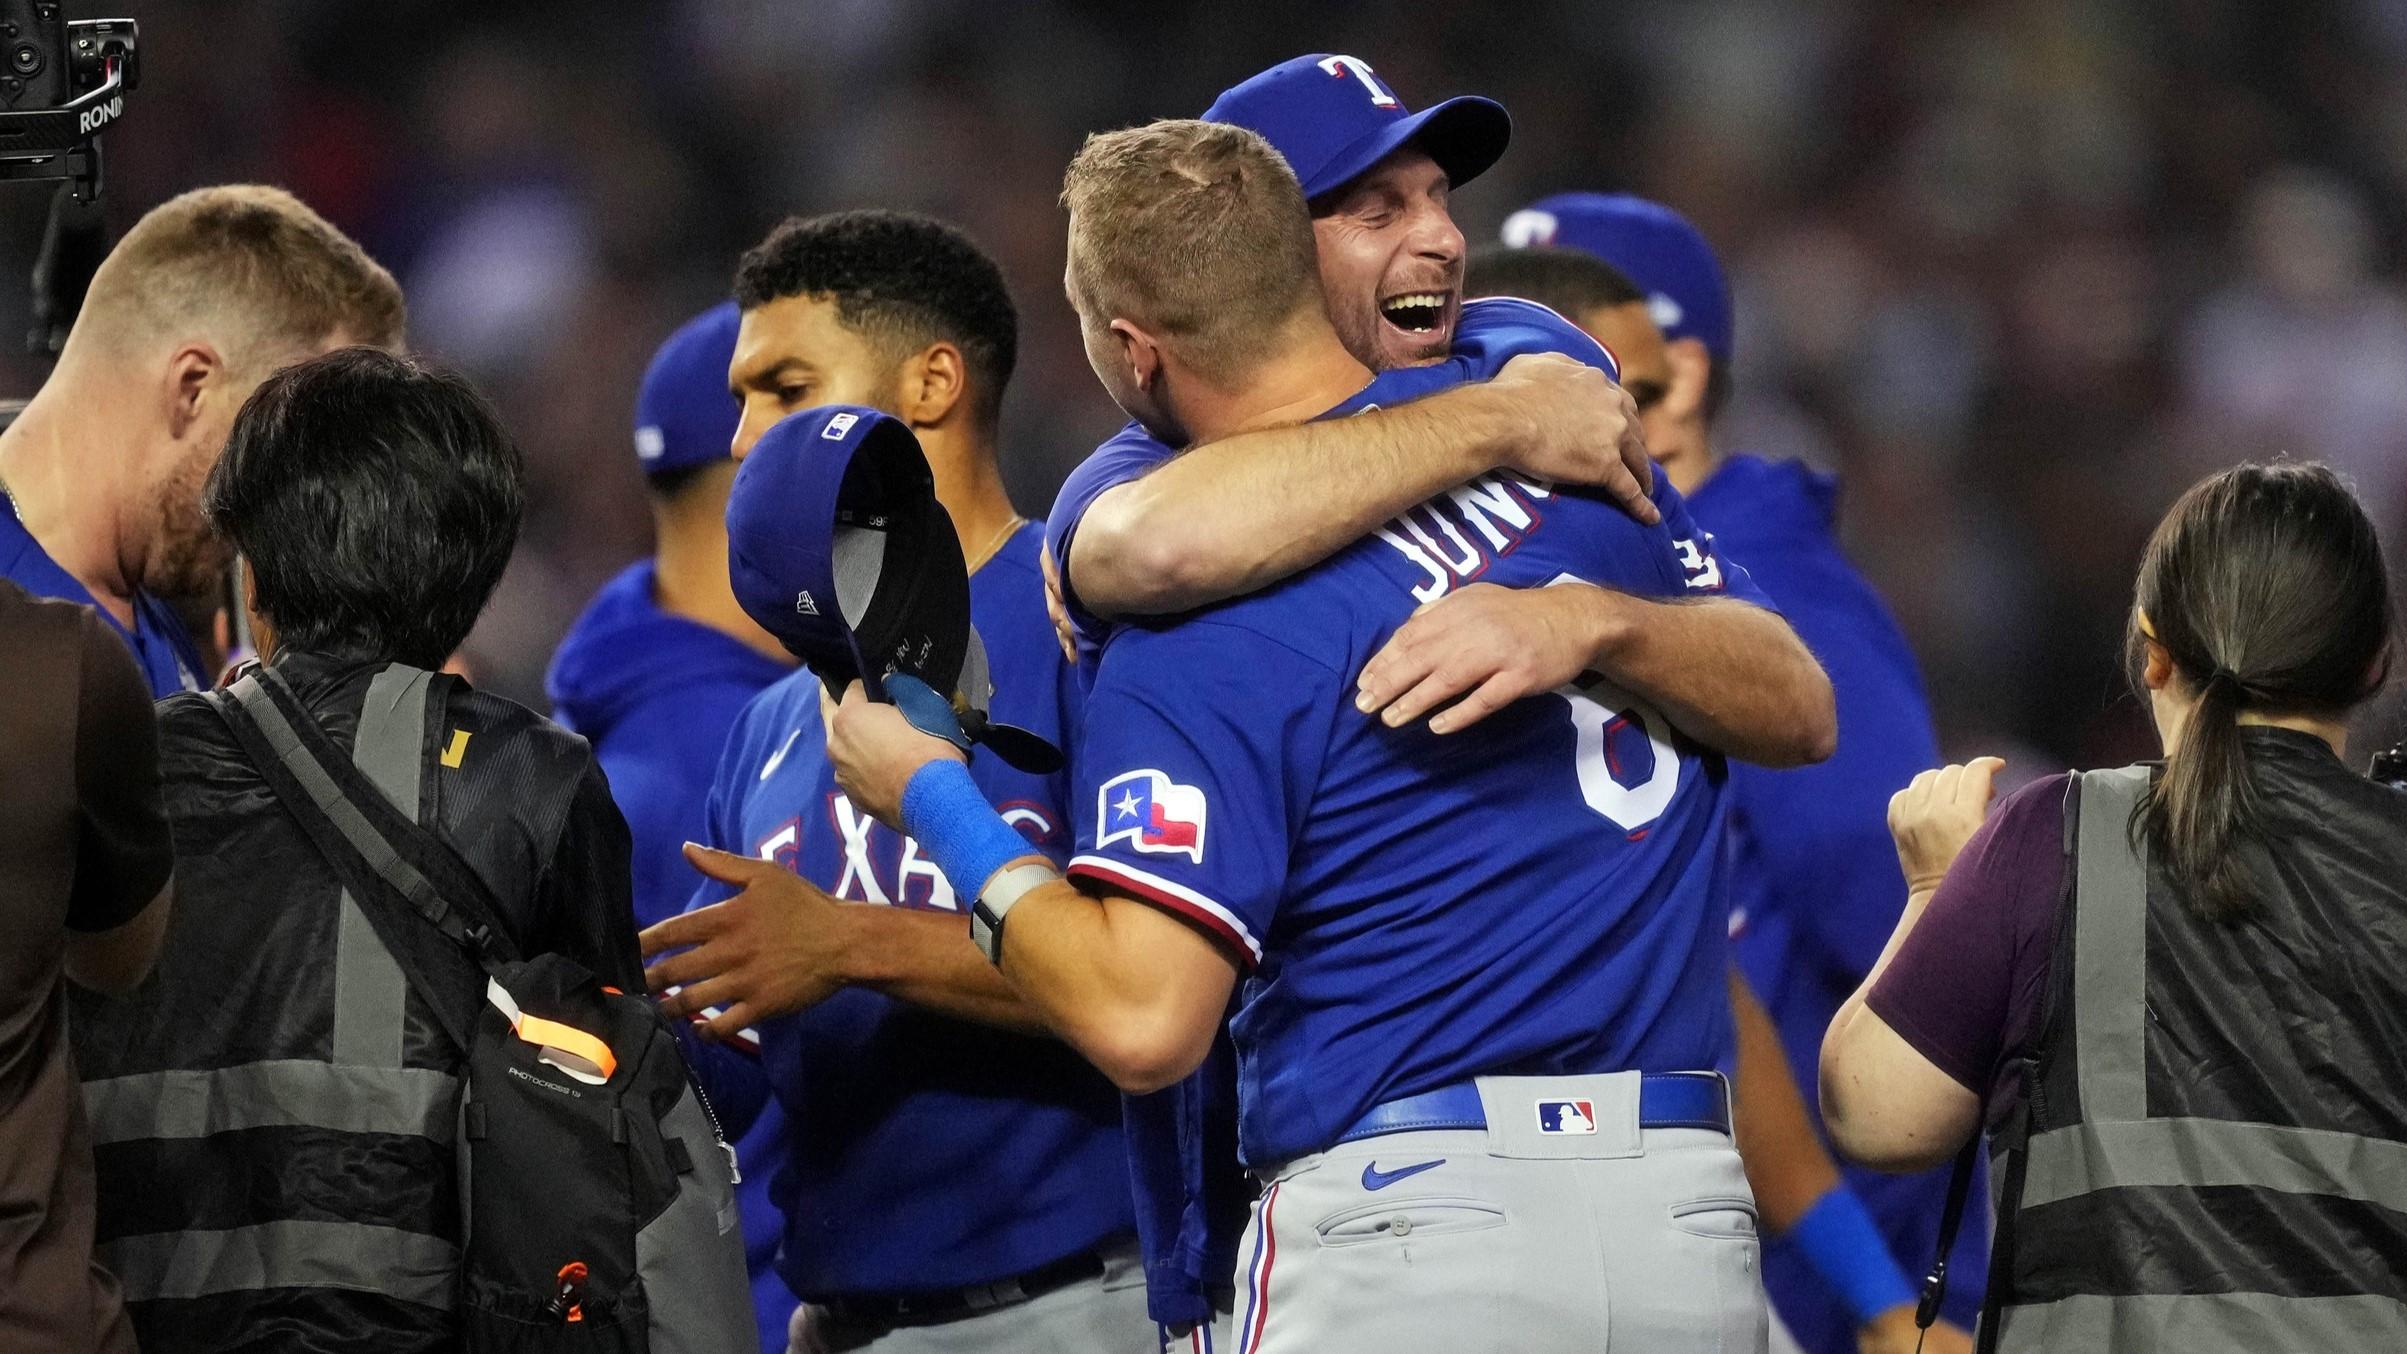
[1096,769,1208,863]
[1536,1099,1597,1135]
[1500,208,1558,247]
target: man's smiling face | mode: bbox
[1310,146,1466,371]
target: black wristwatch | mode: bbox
[970,863,1058,965]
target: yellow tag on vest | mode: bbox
[440,729,471,769]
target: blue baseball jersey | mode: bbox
[684,524,1134,1299]
[1066,319,1768,1168]
[548,559,794,931]
[2,494,205,697]
[1688,454,1985,1346]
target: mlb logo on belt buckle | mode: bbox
[1536,1099,1597,1135]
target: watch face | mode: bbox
[970,903,1004,964]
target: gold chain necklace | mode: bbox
[965,516,1026,574]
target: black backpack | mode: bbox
[219,666,755,1353]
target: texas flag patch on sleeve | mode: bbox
[1096,769,1208,863]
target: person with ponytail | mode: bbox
[1819,461,2407,1349]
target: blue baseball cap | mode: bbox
[633,301,742,478]
[1502,194,1733,360]
[1203,53,1510,201]
[727,405,967,699]
[725,405,1062,772]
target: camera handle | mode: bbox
[0,46,130,202]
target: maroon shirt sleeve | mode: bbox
[1866,772,2070,1113]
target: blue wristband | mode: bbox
[1790,1186,1916,1325]
[899,759,1032,899]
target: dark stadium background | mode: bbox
[6,0,2401,779]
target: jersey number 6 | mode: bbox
[1541,572,1682,830]
[1557,677,1681,830]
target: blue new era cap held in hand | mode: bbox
[725,405,1061,773]
[1204,53,1510,200]
[1503,193,1733,360]
[633,301,742,477]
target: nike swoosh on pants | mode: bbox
[1360,1158,1446,1191]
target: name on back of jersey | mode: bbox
[1374,470,1726,604]
[1375,471,1555,604]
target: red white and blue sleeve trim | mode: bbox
[1067,854,1264,968]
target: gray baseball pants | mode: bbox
[1222,1073,1770,1353]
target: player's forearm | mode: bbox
[1583,591,1836,767]
[834,903,1052,1035]
[1729,970,1842,1231]
[996,884,1224,1093]
[1070,384,1513,618]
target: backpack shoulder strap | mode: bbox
[225,666,525,968]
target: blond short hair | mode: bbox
[76,184,404,370]
[1060,119,1321,382]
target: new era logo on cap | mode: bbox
[1536,1099,1597,1135]
[634,426,666,461]
[822,411,859,441]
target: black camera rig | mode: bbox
[0,4,135,203]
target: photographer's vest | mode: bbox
[1982,753,2407,1351]
[70,658,620,1354]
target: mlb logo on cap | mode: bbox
[822,412,858,441]
[1536,1099,1598,1135]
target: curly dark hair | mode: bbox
[734,210,1018,420]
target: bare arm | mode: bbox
[644,845,1048,1038]
[63,882,172,995]
[1820,888,1981,1173]
[1822,761,2002,1172]
[816,682,1242,1090]
[1069,353,1653,619]
[991,878,1241,1093]
[841,903,1049,1033]
[1586,590,1836,767]
[1355,582,1836,767]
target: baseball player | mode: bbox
[545,302,800,1351]
[1037,54,1837,1341]
[1050,51,1830,773]
[1492,199,1981,1351]
[637,211,1147,1353]
[825,118,1817,1353]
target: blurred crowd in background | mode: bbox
[7,0,2403,772]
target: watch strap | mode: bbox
[971,862,1057,964]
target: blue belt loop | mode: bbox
[1334,1071,1731,1146]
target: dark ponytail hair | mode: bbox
[2128,462,2393,921]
